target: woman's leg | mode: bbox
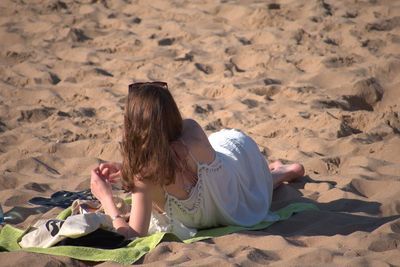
[269,161,305,189]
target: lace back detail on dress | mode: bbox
[166,153,222,215]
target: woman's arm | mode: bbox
[127,178,152,237]
[90,167,152,239]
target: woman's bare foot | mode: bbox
[269,160,305,189]
[269,161,283,171]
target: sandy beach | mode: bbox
[0,0,399,266]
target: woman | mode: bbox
[90,82,304,239]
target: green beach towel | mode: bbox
[0,203,318,265]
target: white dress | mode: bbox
[155,129,276,239]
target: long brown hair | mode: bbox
[121,82,183,191]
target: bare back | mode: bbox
[152,119,215,211]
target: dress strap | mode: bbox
[179,139,199,166]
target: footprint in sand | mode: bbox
[267,3,280,10]
[203,87,236,98]
[205,119,223,131]
[193,104,213,115]
[47,1,68,11]
[236,36,251,45]
[194,63,213,75]
[322,55,362,68]
[225,60,245,76]
[230,50,270,71]
[349,78,384,107]
[318,0,333,16]
[130,17,142,24]
[5,50,36,63]
[18,106,56,123]
[94,68,113,77]
[227,246,279,265]
[342,10,358,19]
[248,86,280,99]
[51,129,84,143]
[67,28,91,42]
[313,77,384,112]
[158,38,175,46]
[337,121,362,138]
[31,72,61,85]
[290,85,317,94]
[366,16,400,32]
[241,99,258,109]
[322,157,341,174]
[361,39,386,55]
[24,182,51,193]
[323,38,339,46]
[72,107,96,118]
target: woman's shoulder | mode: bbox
[181,119,215,164]
[182,119,205,141]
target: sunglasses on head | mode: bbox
[128,81,168,93]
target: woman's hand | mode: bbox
[90,166,114,203]
[98,162,122,184]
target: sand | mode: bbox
[0,0,399,266]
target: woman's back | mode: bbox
[161,119,215,201]
[164,127,275,235]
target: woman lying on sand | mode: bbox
[90,82,305,238]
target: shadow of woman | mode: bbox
[265,175,400,237]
